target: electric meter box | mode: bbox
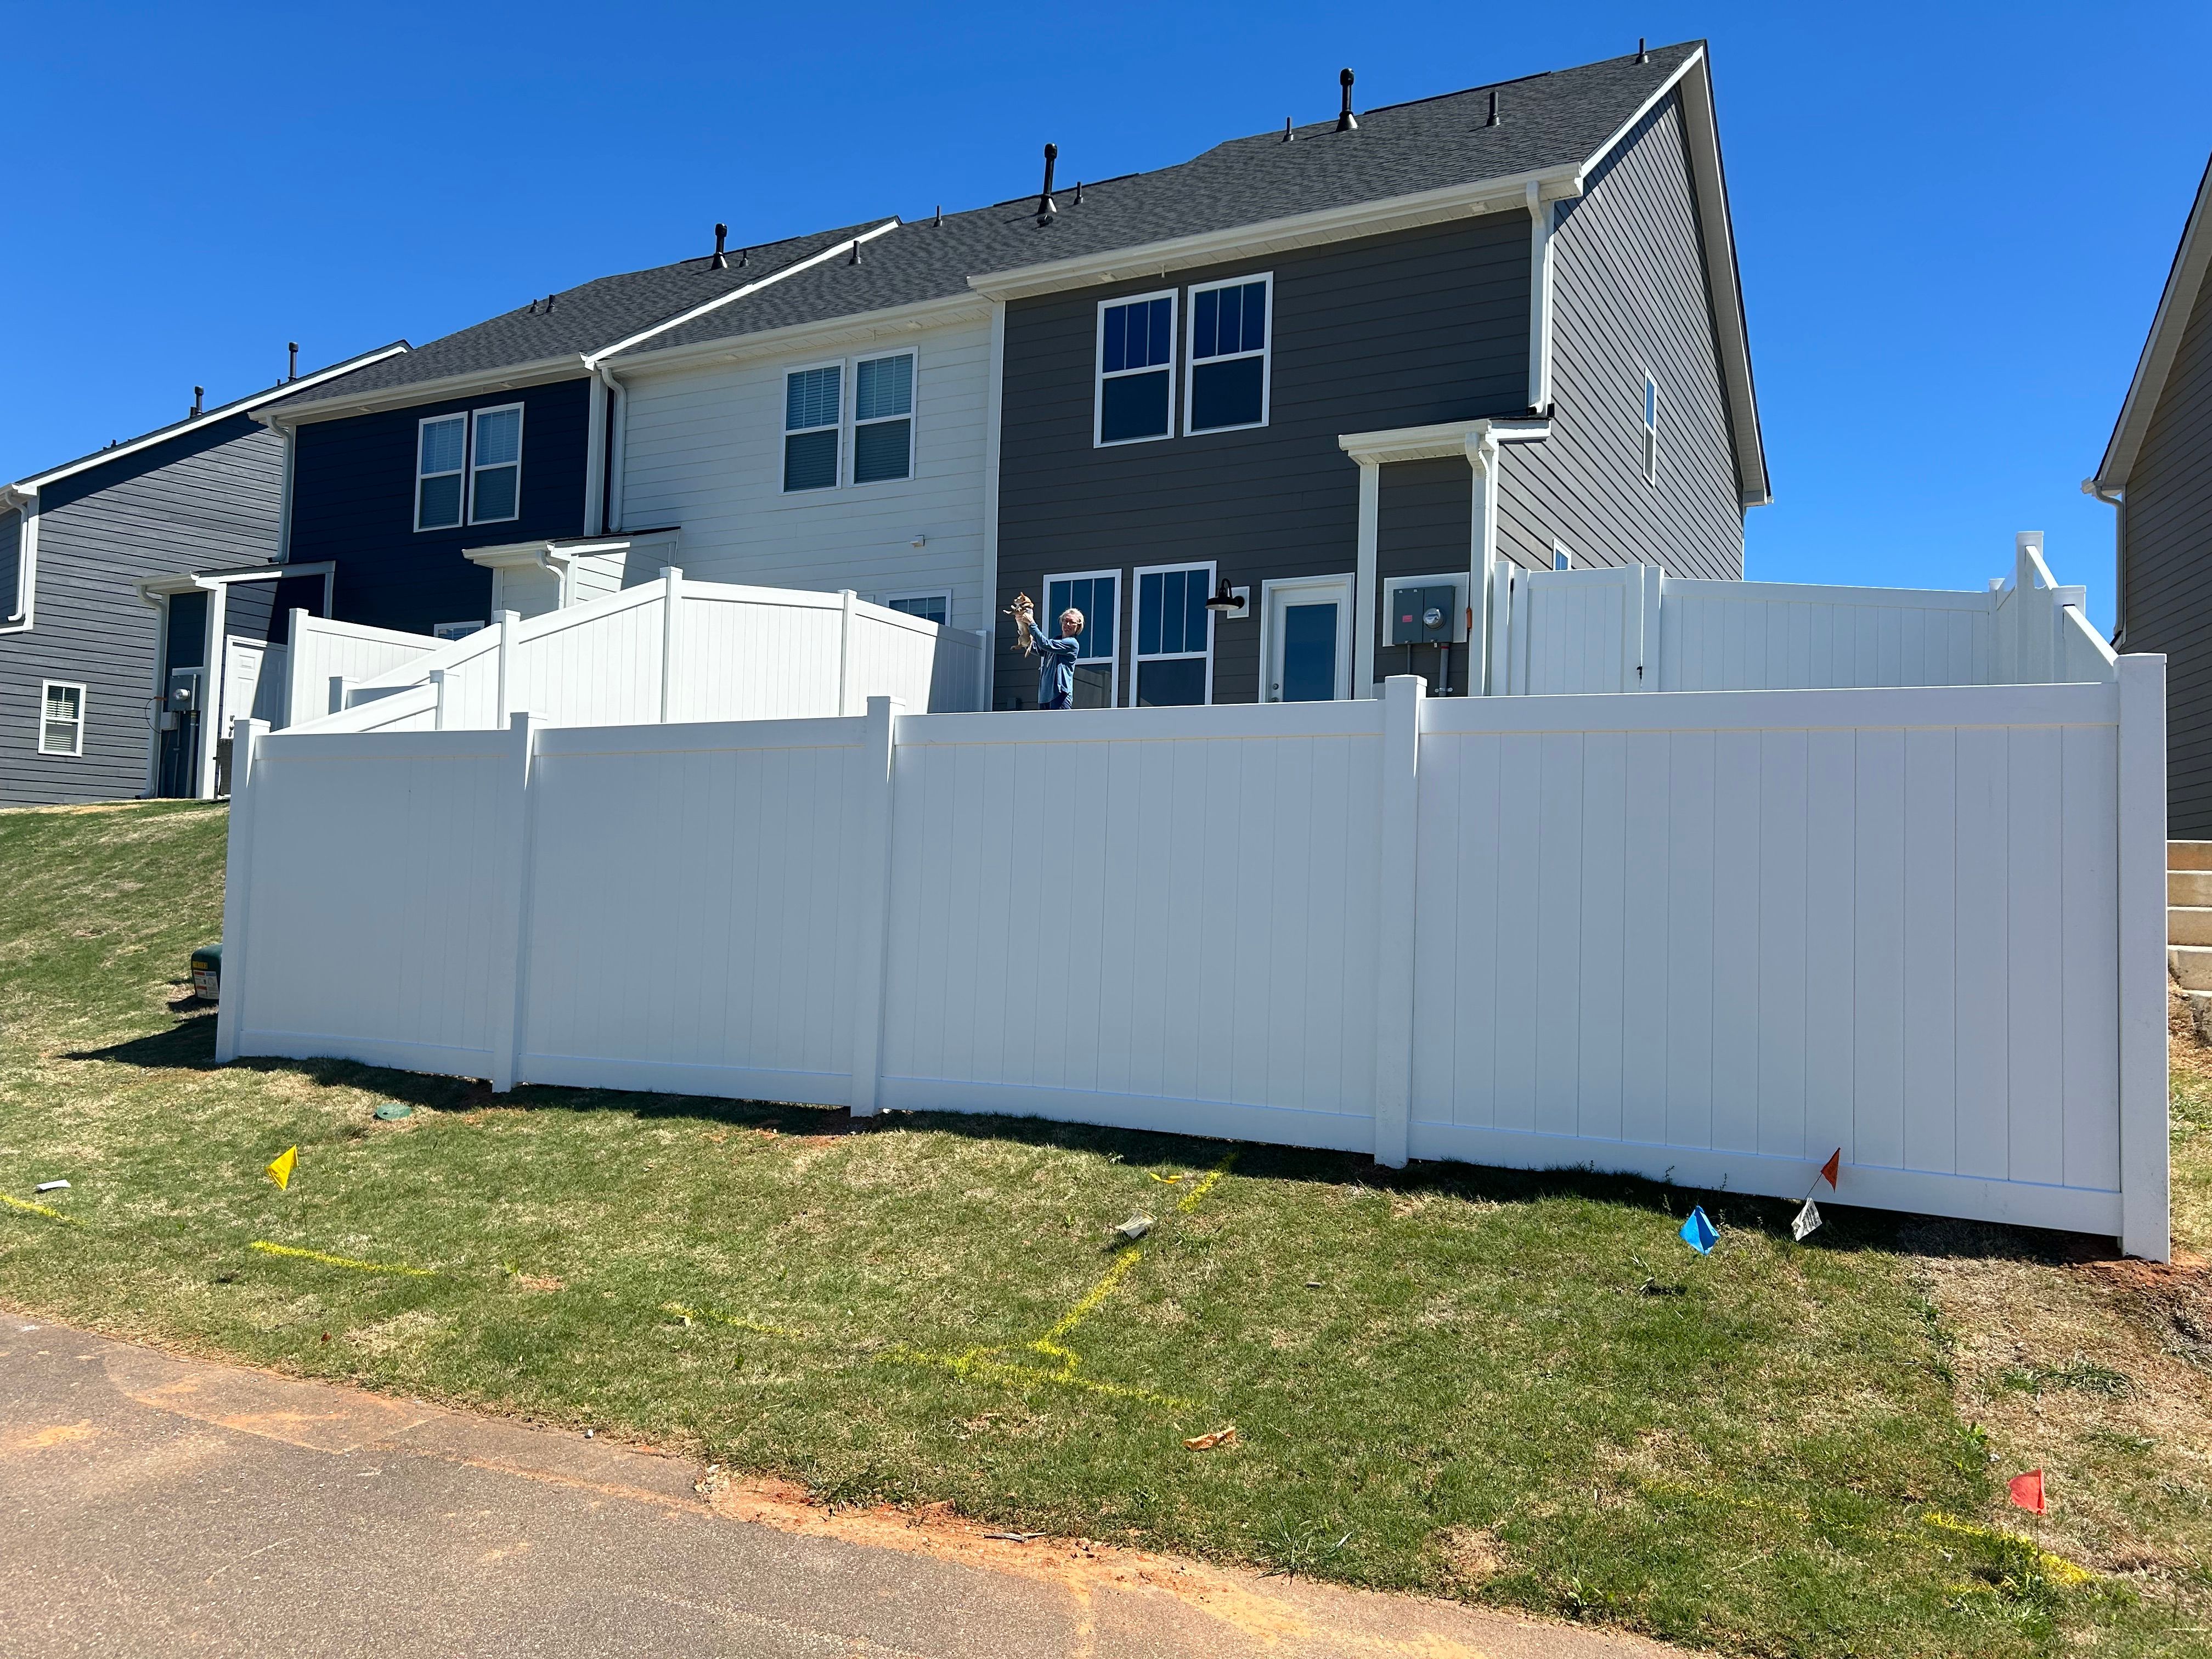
[1390,584,1459,646]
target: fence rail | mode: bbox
[217,661,2173,1259]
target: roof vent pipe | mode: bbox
[1074,180,1084,205]
[712,223,728,269]
[1486,90,1499,127]
[738,246,748,267]
[1036,142,1058,224]
[1283,116,1295,142]
[1336,68,1357,132]
[849,237,863,266]
[190,386,204,417]
[287,341,298,381]
[935,204,943,227]
[1636,37,1649,64]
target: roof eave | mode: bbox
[2095,151,2212,490]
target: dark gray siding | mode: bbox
[287,376,590,635]
[995,215,1531,706]
[2118,272,2212,834]
[1499,91,1744,580]
[0,416,283,805]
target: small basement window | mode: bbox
[1096,292,1176,445]
[469,404,524,523]
[416,414,466,529]
[1186,273,1270,433]
[784,364,842,491]
[853,353,915,484]
[38,680,84,756]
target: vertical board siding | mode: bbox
[233,682,2136,1238]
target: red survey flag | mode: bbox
[1820,1149,1841,1189]
[2007,1469,2046,1514]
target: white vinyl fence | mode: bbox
[285,616,447,728]
[286,572,988,736]
[216,663,2172,1259]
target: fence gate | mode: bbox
[1491,563,1661,695]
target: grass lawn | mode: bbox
[4,800,2210,1657]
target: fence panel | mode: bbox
[285,616,446,727]
[1658,582,1992,691]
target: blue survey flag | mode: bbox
[1679,1205,1718,1254]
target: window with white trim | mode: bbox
[1185,273,1271,433]
[1553,542,1573,571]
[38,680,84,756]
[1642,375,1659,484]
[1040,571,1119,708]
[885,591,949,624]
[852,353,915,484]
[469,404,523,523]
[416,414,466,530]
[1096,291,1176,445]
[1132,562,1212,707]
[783,364,842,492]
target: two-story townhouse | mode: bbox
[2088,151,2212,834]
[1,343,403,805]
[975,41,1765,707]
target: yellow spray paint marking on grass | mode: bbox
[897,1152,1238,1410]
[661,1301,806,1339]
[1922,1510,2096,1588]
[249,1240,435,1277]
[1,1193,81,1226]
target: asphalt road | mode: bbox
[1,1317,1674,1658]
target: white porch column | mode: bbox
[1353,459,1380,698]
[1465,426,1501,697]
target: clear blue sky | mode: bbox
[6,1,2208,630]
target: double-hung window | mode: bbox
[1042,570,1120,707]
[469,405,523,523]
[783,364,842,492]
[1096,291,1176,445]
[1132,562,1212,707]
[1641,375,1660,484]
[885,591,949,624]
[1185,274,1270,433]
[38,680,84,756]
[852,353,915,484]
[416,414,466,530]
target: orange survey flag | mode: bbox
[1820,1148,1841,1188]
[2007,1469,2046,1514]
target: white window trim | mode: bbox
[38,679,85,757]
[1042,567,1123,707]
[1182,271,1273,437]
[780,358,846,494]
[467,403,526,526]
[1642,375,1660,486]
[849,349,918,488]
[1131,558,1216,708]
[414,412,467,533]
[1552,541,1574,571]
[882,588,951,624]
[1257,573,1355,702]
[1093,289,1178,449]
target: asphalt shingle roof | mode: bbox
[278,44,1701,404]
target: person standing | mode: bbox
[1018,599,1084,709]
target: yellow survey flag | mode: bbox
[266,1146,298,1190]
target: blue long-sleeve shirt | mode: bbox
[1034,627,1081,709]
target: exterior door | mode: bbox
[1263,576,1352,701]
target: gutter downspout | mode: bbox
[2084,478,2126,646]
[2,485,38,631]
[593,365,627,535]
[1526,183,1555,415]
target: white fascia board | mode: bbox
[602,290,992,379]
[1670,52,1769,508]
[258,355,588,426]
[966,166,1587,301]
[585,220,901,370]
[2096,151,2212,489]
[1572,47,1703,191]
[135,560,337,601]
[1339,416,1550,466]
[13,342,408,488]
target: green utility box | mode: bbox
[189,945,221,1002]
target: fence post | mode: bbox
[659,565,682,723]
[212,718,270,1065]
[1373,674,1424,1167]
[331,675,353,714]
[838,589,859,716]
[848,695,903,1115]
[2117,653,2171,1261]
[493,608,521,726]
[488,712,541,1093]
[429,669,448,731]
[973,628,991,712]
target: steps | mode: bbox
[2170,844,2212,1040]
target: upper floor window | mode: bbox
[1096,292,1176,445]
[1641,375,1660,484]
[784,364,842,492]
[470,405,523,524]
[416,415,466,529]
[1185,274,1270,433]
[853,353,915,484]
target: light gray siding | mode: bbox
[0,416,284,804]
[1499,91,1745,581]
[2119,272,2212,834]
[996,214,1532,706]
